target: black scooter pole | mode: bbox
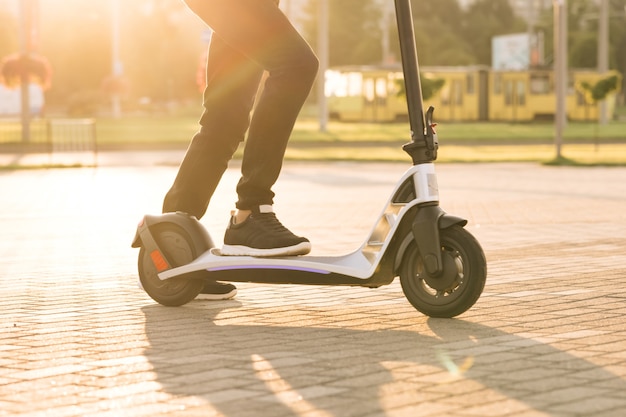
[395,0,446,276]
[394,0,438,164]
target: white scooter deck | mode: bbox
[157,163,439,282]
[159,249,377,280]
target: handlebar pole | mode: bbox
[394,0,426,142]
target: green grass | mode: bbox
[95,116,201,146]
[88,115,626,165]
[91,115,626,145]
[3,115,626,165]
[282,143,626,165]
[91,117,626,146]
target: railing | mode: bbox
[0,118,97,166]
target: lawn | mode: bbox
[91,115,626,165]
[92,115,626,146]
[2,115,626,165]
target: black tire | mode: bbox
[399,225,486,318]
[138,223,204,306]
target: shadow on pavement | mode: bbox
[142,300,626,416]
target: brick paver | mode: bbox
[1,154,626,417]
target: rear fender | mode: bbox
[131,212,214,270]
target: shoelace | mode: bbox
[254,213,294,235]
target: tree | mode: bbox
[302,0,383,66]
[301,0,479,67]
[537,0,626,102]
[396,75,445,101]
[409,0,477,66]
[578,74,619,102]
[36,0,204,114]
[39,1,113,113]
[570,32,599,68]
[121,1,203,102]
[0,9,18,60]
[462,0,527,65]
[609,0,626,103]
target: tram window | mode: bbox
[567,76,576,95]
[347,72,362,97]
[504,80,513,105]
[325,71,347,97]
[441,85,450,105]
[493,74,502,95]
[454,80,463,105]
[364,78,375,103]
[530,74,550,94]
[466,74,475,94]
[388,73,402,95]
[517,80,526,105]
[376,78,387,105]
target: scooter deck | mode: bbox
[158,248,379,284]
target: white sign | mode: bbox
[0,84,44,116]
[492,33,531,70]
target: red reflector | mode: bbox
[150,250,169,272]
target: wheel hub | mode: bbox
[422,250,461,291]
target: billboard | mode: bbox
[0,84,44,116]
[492,33,532,70]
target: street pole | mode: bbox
[598,0,609,124]
[111,0,122,118]
[381,1,393,64]
[528,0,534,65]
[553,0,568,159]
[19,0,34,144]
[317,0,329,132]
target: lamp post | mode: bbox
[111,0,122,118]
[553,0,568,159]
[19,0,37,143]
[598,0,609,124]
[317,0,329,132]
[381,0,394,64]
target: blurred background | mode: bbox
[0,0,625,160]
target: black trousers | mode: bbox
[163,0,319,219]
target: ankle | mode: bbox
[233,209,251,225]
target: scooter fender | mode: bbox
[394,205,467,276]
[131,212,214,271]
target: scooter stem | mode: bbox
[394,0,438,164]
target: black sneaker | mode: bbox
[195,281,237,300]
[221,205,311,257]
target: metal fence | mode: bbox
[0,118,97,166]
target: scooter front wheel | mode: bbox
[399,225,486,318]
[138,223,204,306]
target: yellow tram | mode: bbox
[325,65,621,123]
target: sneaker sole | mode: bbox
[220,241,311,257]
[195,287,237,301]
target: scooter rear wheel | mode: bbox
[399,225,486,318]
[138,223,204,306]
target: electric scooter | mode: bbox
[131,0,487,318]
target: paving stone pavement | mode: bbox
[1,154,626,417]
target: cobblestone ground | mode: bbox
[1,159,626,417]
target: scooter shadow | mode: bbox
[141,301,626,416]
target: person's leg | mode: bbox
[184,0,318,257]
[232,5,319,209]
[183,0,318,210]
[163,1,264,296]
[162,5,265,219]
[168,0,318,257]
